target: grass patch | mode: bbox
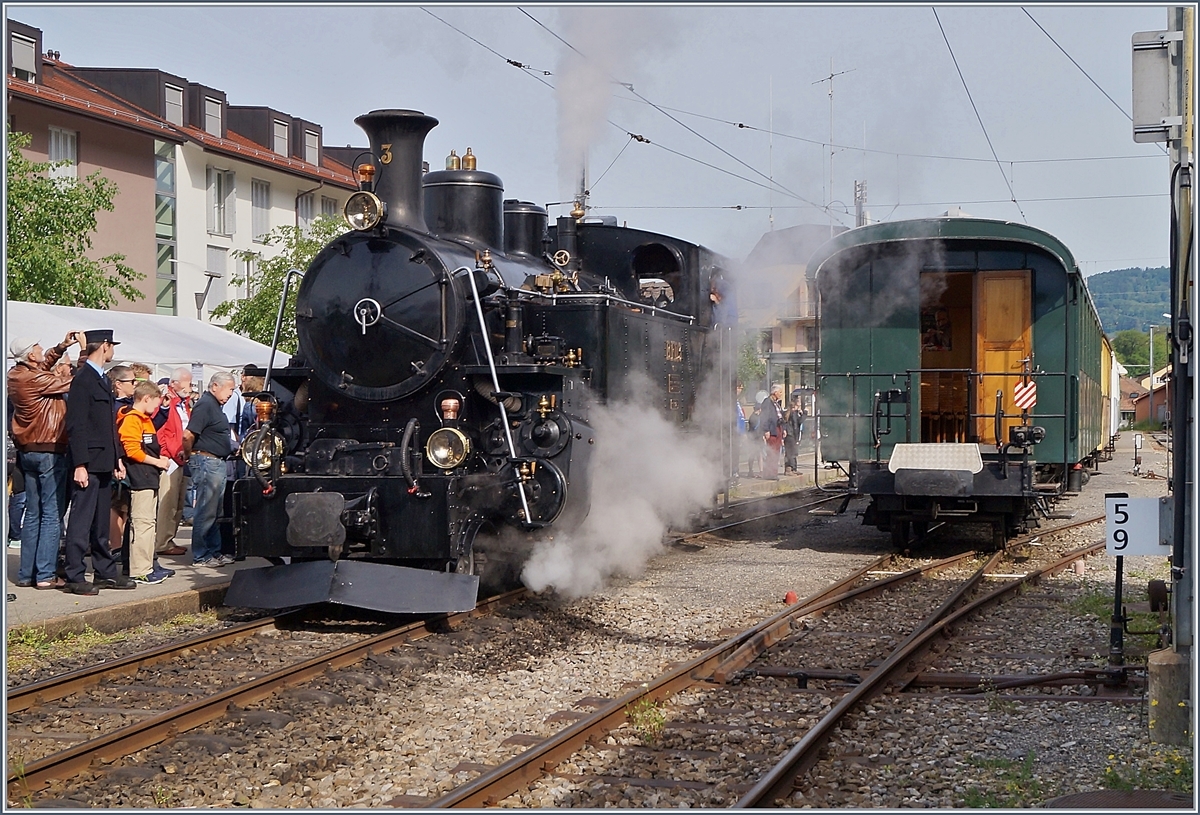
[625,696,667,745]
[1103,746,1193,793]
[5,610,220,673]
[962,752,1043,807]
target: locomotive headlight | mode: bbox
[343,190,385,231]
[426,427,471,469]
[241,427,285,471]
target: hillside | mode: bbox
[1085,266,1170,334]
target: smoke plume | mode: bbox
[553,7,675,200]
[521,372,726,599]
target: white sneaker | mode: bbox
[217,554,236,566]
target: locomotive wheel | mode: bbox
[988,519,1007,552]
[912,521,929,542]
[454,549,477,576]
[889,518,910,549]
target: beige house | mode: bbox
[7,19,356,320]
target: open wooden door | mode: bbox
[974,271,1031,445]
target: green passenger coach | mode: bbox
[811,217,1107,548]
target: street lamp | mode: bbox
[169,258,224,320]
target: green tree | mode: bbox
[737,327,767,390]
[6,127,143,307]
[211,214,347,352]
[1111,328,1170,375]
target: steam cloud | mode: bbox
[553,7,675,200]
[521,372,726,599]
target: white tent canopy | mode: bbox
[5,301,288,380]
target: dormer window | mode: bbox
[164,84,183,126]
[273,119,289,155]
[10,33,36,82]
[204,96,222,137]
[304,129,319,164]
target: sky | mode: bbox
[6,3,1183,274]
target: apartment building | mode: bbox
[6,20,356,320]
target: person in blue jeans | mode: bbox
[7,332,82,590]
[183,372,236,567]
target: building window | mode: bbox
[156,243,177,316]
[296,192,314,229]
[164,84,183,125]
[10,33,36,82]
[273,120,289,155]
[204,97,222,137]
[252,179,270,242]
[48,126,77,181]
[321,196,338,218]
[304,130,319,164]
[206,166,235,236]
[241,256,258,298]
[155,140,175,193]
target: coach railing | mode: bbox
[814,368,1071,468]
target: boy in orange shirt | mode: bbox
[117,382,172,583]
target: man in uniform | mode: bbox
[63,330,136,594]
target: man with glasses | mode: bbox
[63,330,136,595]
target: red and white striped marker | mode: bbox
[1014,380,1038,411]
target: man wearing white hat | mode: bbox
[7,330,84,590]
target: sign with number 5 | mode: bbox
[1105,495,1171,556]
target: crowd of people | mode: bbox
[6,329,253,598]
[735,381,809,481]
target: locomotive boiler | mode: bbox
[224,109,733,614]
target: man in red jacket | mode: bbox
[152,368,192,557]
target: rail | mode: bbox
[734,535,1105,807]
[6,590,528,798]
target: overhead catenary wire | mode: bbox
[424,5,834,217]
[520,5,820,210]
[933,7,1028,224]
[1021,8,1169,157]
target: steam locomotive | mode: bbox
[224,109,734,614]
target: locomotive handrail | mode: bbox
[264,268,305,394]
[459,266,533,525]
[520,289,697,324]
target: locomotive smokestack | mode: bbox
[353,109,438,231]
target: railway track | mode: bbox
[421,515,1117,808]
[5,590,528,800]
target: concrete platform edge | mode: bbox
[9,581,231,642]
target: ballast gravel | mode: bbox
[13,440,1190,808]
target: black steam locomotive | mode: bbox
[225,109,734,614]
